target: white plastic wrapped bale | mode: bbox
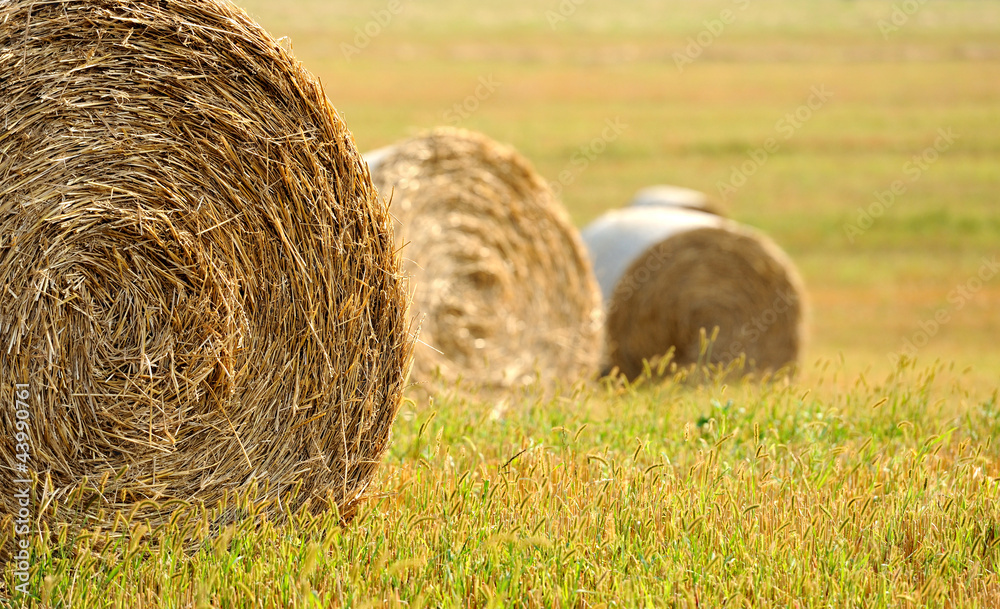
[582,207,805,379]
[584,207,722,303]
[363,144,396,174]
[629,185,723,216]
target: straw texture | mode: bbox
[0,0,412,529]
[368,128,602,390]
[583,207,804,379]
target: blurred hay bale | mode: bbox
[363,145,396,173]
[583,207,805,379]
[0,0,412,531]
[368,127,602,390]
[629,185,724,216]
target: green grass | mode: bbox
[7,362,1000,607]
[4,0,1000,606]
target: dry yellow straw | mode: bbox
[368,128,603,390]
[0,0,413,531]
[583,207,805,379]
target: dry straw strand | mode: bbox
[367,127,602,391]
[0,0,413,538]
[583,207,805,380]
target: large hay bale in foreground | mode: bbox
[367,128,602,390]
[583,207,805,379]
[0,0,412,529]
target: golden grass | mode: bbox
[2,0,999,605]
[5,360,999,607]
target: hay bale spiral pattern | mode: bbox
[0,0,412,526]
[583,207,805,379]
[368,128,602,390]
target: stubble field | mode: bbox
[3,1,1000,607]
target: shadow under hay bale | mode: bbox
[628,185,725,217]
[0,0,413,539]
[367,127,602,391]
[583,207,805,380]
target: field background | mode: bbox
[5,0,1000,607]
[236,0,1000,388]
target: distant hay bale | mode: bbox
[583,207,805,379]
[368,128,602,390]
[363,145,396,173]
[0,0,413,531]
[629,185,724,216]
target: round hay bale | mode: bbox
[367,128,602,390]
[629,185,724,216]
[582,207,805,379]
[0,0,413,530]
